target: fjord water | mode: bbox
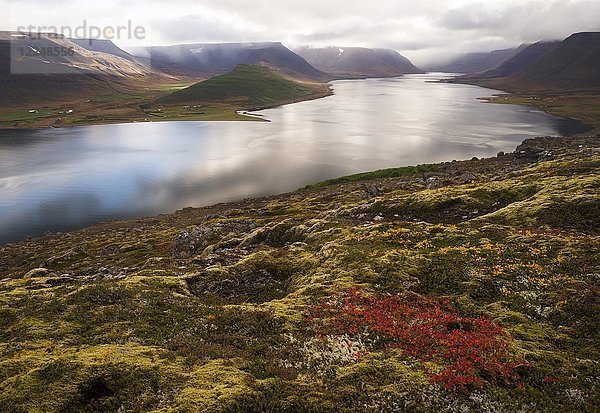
[0,74,588,244]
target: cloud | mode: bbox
[151,14,260,43]
[440,1,600,40]
[2,0,599,65]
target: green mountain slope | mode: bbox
[157,64,321,106]
[0,135,598,412]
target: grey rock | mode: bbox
[362,185,384,199]
[24,268,51,279]
[459,171,477,183]
[426,176,442,189]
[172,226,214,258]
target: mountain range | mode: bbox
[129,43,424,81]
[451,32,600,92]
[474,41,561,79]
[2,36,426,107]
[507,32,600,91]
[1,30,598,117]
[295,46,424,77]
[129,42,328,81]
[426,45,528,74]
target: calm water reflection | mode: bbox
[0,74,588,243]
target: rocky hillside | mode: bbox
[0,136,598,412]
[70,38,138,61]
[0,32,170,106]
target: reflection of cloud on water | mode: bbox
[0,192,104,244]
[128,156,344,215]
[37,192,103,223]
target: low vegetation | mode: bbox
[0,135,598,412]
[304,164,440,189]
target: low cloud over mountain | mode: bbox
[4,0,599,66]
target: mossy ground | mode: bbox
[0,136,598,412]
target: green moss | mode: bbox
[0,345,185,413]
[170,360,256,413]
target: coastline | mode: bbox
[477,93,598,134]
[0,84,334,130]
[443,78,600,134]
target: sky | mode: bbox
[3,0,600,65]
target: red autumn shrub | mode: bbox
[307,287,527,392]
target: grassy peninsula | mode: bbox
[156,65,326,108]
[0,135,598,412]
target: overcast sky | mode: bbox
[4,0,600,65]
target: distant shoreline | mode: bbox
[0,80,333,130]
[444,77,599,135]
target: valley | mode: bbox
[0,34,424,128]
[0,19,598,412]
[2,31,598,132]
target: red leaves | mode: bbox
[307,288,526,392]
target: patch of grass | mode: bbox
[0,109,56,127]
[303,164,440,189]
[91,93,143,104]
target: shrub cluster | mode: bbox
[307,288,528,392]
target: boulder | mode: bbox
[172,226,214,258]
[362,185,384,199]
[459,171,477,183]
